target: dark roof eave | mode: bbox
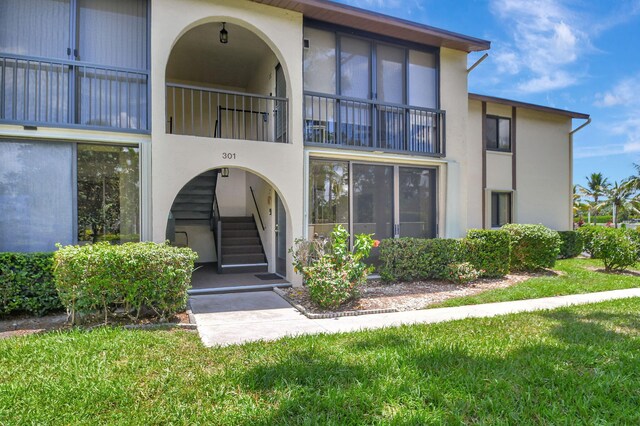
[250,0,491,52]
[469,93,590,119]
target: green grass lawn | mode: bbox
[432,258,640,309]
[2,297,640,424]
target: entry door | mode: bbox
[275,192,287,277]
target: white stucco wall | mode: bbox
[151,0,304,284]
[467,99,573,231]
[216,168,248,217]
[486,152,512,190]
[466,100,483,230]
[439,48,470,238]
[516,109,572,230]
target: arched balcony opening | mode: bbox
[165,22,288,143]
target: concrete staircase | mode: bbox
[220,216,267,273]
[171,170,218,226]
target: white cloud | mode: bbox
[489,0,589,93]
[574,141,640,159]
[595,74,640,107]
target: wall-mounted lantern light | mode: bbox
[221,167,230,178]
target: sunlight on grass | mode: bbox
[430,258,640,308]
[1,297,640,424]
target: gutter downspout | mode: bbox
[467,53,488,73]
[569,117,592,229]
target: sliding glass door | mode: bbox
[352,164,394,264]
[308,159,438,266]
[398,167,437,238]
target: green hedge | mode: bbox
[0,252,61,317]
[558,231,585,259]
[54,242,198,323]
[379,238,464,282]
[590,228,639,271]
[502,224,561,271]
[577,226,606,258]
[464,229,511,277]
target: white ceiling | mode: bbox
[166,22,274,88]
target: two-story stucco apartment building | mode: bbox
[0,0,589,286]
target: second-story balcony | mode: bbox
[166,84,288,143]
[0,0,149,133]
[0,53,148,132]
[304,92,445,156]
[165,22,288,144]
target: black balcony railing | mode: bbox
[304,92,445,156]
[166,83,288,143]
[0,53,148,132]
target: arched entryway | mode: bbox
[165,21,288,143]
[165,167,291,292]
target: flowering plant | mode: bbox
[290,225,375,309]
[444,262,481,284]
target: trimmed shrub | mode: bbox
[54,242,198,323]
[590,228,638,271]
[625,228,640,259]
[379,238,464,282]
[577,225,606,258]
[0,252,61,316]
[291,225,374,309]
[502,224,561,271]
[558,231,585,259]
[464,229,511,277]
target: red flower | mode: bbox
[372,240,380,248]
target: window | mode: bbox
[0,0,149,131]
[303,25,441,154]
[0,140,140,252]
[491,192,512,228]
[77,144,140,244]
[303,27,336,94]
[309,158,437,242]
[308,160,349,238]
[486,116,511,151]
[0,141,74,252]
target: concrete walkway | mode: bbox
[190,288,640,347]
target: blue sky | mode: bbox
[336,0,640,187]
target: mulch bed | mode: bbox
[0,311,192,340]
[282,271,559,316]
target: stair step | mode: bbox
[188,282,291,295]
[173,211,209,220]
[171,203,211,212]
[222,237,260,246]
[223,245,263,255]
[175,219,209,226]
[173,194,213,203]
[219,264,269,274]
[178,188,215,196]
[223,230,258,238]
[222,254,267,264]
[221,216,254,223]
[222,222,256,231]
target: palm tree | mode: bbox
[628,163,640,191]
[601,180,635,228]
[572,185,589,220]
[580,172,610,221]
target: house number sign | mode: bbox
[222,152,237,160]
